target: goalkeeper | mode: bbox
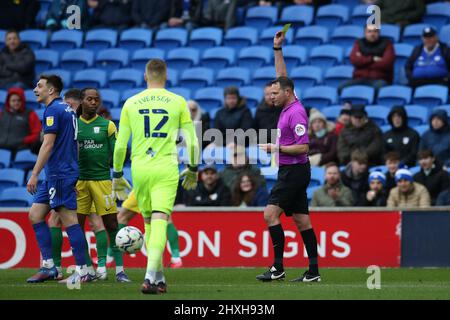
[113,59,199,294]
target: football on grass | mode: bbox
[115,226,144,254]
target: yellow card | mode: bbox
[281,23,291,34]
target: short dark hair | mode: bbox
[325,162,339,171]
[64,88,81,101]
[270,76,295,91]
[418,149,434,160]
[384,151,400,162]
[80,87,100,100]
[39,74,63,93]
[224,86,240,97]
[5,29,19,38]
[351,149,369,165]
[146,59,167,82]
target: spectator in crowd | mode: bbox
[384,151,402,194]
[406,27,450,89]
[183,165,232,206]
[383,105,420,168]
[413,150,450,205]
[203,0,238,30]
[436,187,450,206]
[163,0,202,30]
[341,150,370,206]
[337,104,383,166]
[46,0,88,31]
[0,87,41,155]
[333,103,352,136]
[214,86,253,145]
[188,100,211,149]
[89,0,132,30]
[420,109,450,167]
[0,30,35,89]
[254,83,282,144]
[311,162,353,207]
[0,0,39,30]
[231,173,269,207]
[340,24,395,93]
[387,168,431,208]
[308,109,338,166]
[131,0,172,29]
[376,0,425,28]
[364,171,388,207]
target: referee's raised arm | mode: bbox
[274,30,287,77]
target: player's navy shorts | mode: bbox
[267,162,311,216]
[33,178,78,210]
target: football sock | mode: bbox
[50,227,63,268]
[83,236,93,267]
[108,228,123,268]
[95,230,108,268]
[66,224,87,267]
[301,228,319,275]
[269,224,285,271]
[146,219,167,283]
[116,266,124,275]
[167,222,180,259]
[144,223,151,250]
[107,223,127,257]
[33,222,53,263]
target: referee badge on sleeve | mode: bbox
[295,124,306,136]
[46,116,54,127]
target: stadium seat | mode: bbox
[0,187,33,207]
[260,27,294,46]
[19,29,47,50]
[237,46,272,70]
[315,4,349,31]
[26,169,45,184]
[413,85,449,107]
[247,146,271,165]
[365,105,390,126]
[201,46,236,71]
[252,66,276,87]
[439,25,450,46]
[24,90,42,110]
[223,27,258,50]
[95,48,129,72]
[294,26,329,51]
[35,109,45,121]
[167,68,179,87]
[34,49,59,75]
[380,125,391,134]
[169,87,191,101]
[380,24,401,43]
[0,89,6,104]
[340,85,375,104]
[85,29,118,51]
[154,28,188,50]
[377,85,412,106]
[323,65,353,88]
[108,68,143,91]
[60,49,94,71]
[208,107,221,120]
[41,69,72,87]
[260,166,278,181]
[301,86,338,109]
[409,165,421,175]
[119,28,152,51]
[330,25,363,49]
[309,45,343,70]
[423,2,450,30]
[73,69,107,89]
[0,149,11,169]
[290,66,322,90]
[110,108,121,124]
[99,89,120,109]
[179,67,215,91]
[194,87,224,111]
[402,24,431,46]
[413,124,429,136]
[321,105,343,122]
[130,48,165,70]
[0,30,5,49]
[310,166,325,187]
[307,185,320,202]
[350,4,370,25]
[279,5,314,27]
[202,145,227,164]
[0,168,25,193]
[166,47,200,72]
[120,88,145,104]
[343,46,352,65]
[11,150,37,170]
[276,45,307,71]
[215,67,250,87]
[189,27,223,51]
[394,43,414,85]
[245,6,278,29]
[404,105,429,126]
[240,86,264,109]
[49,30,83,52]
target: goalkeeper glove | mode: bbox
[112,171,132,201]
[180,165,198,190]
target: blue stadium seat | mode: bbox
[0,89,6,104]
[394,43,414,85]
[154,28,188,50]
[245,6,278,29]
[202,145,227,164]
[60,49,94,71]
[402,23,431,46]
[365,105,390,126]
[34,49,59,76]
[240,86,264,109]
[95,48,129,72]
[323,65,353,88]
[194,87,224,111]
[315,4,349,31]
[238,46,272,70]
[130,48,165,70]
[73,69,107,89]
[189,27,223,51]
[433,105,450,121]
[380,125,391,134]
[121,88,145,104]
[0,168,25,193]
[330,25,363,49]
[11,150,37,170]
[0,187,33,207]
[169,87,191,101]
[24,90,42,110]
[294,26,329,51]
[321,105,342,121]
[35,109,45,121]
[307,185,320,202]
[201,46,236,71]
[423,3,450,30]
[439,25,450,46]
[179,67,215,91]
[19,29,47,50]
[110,108,121,124]
[309,45,343,70]
[344,46,352,65]
[277,45,307,71]
[404,105,429,126]
[0,149,11,169]
[310,166,325,187]
[350,4,370,25]
[119,28,152,51]
[99,89,120,109]
[380,24,401,43]
[413,124,429,136]
[301,86,338,109]
[41,69,72,87]
[252,66,276,87]
[260,166,278,181]
[209,107,220,120]
[0,30,5,49]
[413,85,449,107]
[340,85,375,104]
[108,68,143,91]
[409,165,421,175]
[377,85,412,106]
[26,169,45,184]
[167,68,179,87]
[290,66,322,90]
[49,30,83,52]
[279,5,314,27]
[223,27,258,50]
[260,26,294,46]
[216,67,250,87]
[85,29,118,51]
[166,47,200,72]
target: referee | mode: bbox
[256,30,320,282]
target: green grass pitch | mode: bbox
[1,268,450,300]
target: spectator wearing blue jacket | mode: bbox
[46,0,87,31]
[420,109,450,167]
[231,173,269,207]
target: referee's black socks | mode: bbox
[269,224,285,271]
[301,228,319,275]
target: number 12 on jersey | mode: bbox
[139,108,169,138]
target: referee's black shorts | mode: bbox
[267,162,311,216]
